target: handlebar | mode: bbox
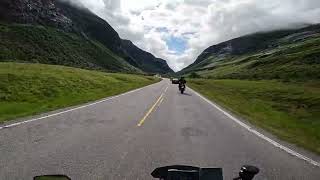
[152,165,259,180]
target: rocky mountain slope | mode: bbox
[121,40,173,74]
[181,24,320,80]
[0,0,173,74]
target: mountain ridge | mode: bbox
[0,0,173,74]
[121,39,173,74]
[180,24,320,80]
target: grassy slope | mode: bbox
[0,23,140,73]
[0,63,159,123]
[188,79,320,154]
[184,35,320,81]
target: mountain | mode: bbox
[0,0,173,74]
[0,23,141,72]
[180,24,320,80]
[121,40,173,74]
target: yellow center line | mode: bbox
[158,97,164,107]
[164,86,168,93]
[137,93,164,127]
[137,86,169,127]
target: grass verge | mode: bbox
[188,79,320,154]
[0,63,160,123]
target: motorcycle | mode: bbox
[179,83,186,94]
[34,165,259,180]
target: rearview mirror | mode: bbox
[34,175,71,180]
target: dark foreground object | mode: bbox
[34,165,258,180]
[151,165,259,180]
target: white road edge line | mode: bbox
[0,81,162,130]
[189,87,320,167]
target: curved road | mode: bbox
[0,79,319,179]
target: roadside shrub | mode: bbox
[189,72,201,78]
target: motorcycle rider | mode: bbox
[178,77,186,85]
[178,77,186,94]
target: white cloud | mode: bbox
[67,0,320,71]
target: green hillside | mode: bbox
[0,23,140,73]
[181,25,320,81]
[0,63,159,123]
[0,0,173,74]
[191,37,319,80]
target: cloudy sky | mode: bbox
[69,0,320,71]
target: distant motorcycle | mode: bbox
[179,83,186,94]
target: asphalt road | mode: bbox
[0,79,319,180]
